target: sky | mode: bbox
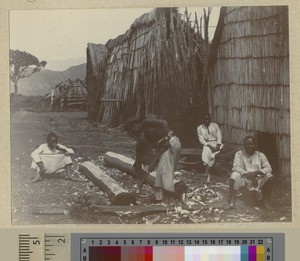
[10,7,220,70]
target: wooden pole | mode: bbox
[31,203,213,216]
[79,161,137,206]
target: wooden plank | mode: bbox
[180,148,202,156]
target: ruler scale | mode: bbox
[18,233,284,260]
[44,234,70,261]
[18,233,69,261]
[19,234,43,261]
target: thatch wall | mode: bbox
[210,6,289,179]
[86,8,205,140]
[86,43,108,119]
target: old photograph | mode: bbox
[10,6,291,225]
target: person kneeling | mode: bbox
[31,132,74,182]
[228,135,274,209]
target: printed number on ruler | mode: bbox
[19,234,44,261]
[19,233,69,261]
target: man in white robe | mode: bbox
[229,135,274,209]
[197,114,223,183]
[124,115,181,203]
[31,132,74,182]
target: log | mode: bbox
[30,204,69,215]
[92,204,211,216]
[104,152,187,200]
[31,204,214,217]
[103,152,156,187]
[79,161,136,206]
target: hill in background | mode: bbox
[13,63,86,96]
[46,57,86,71]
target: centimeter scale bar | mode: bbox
[19,234,41,261]
[45,234,70,261]
[19,233,69,261]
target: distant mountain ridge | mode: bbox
[46,57,86,71]
[15,63,86,96]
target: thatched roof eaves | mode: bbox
[105,9,157,50]
[87,43,108,73]
[105,8,179,50]
[209,7,227,67]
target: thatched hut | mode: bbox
[86,43,108,119]
[86,8,207,141]
[209,6,289,180]
[52,78,87,111]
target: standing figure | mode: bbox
[197,114,223,183]
[124,115,181,203]
[228,135,274,209]
[50,87,55,111]
[31,132,74,182]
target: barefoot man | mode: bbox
[124,115,181,203]
[197,114,223,183]
[31,132,74,182]
[229,135,274,209]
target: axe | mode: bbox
[138,139,170,188]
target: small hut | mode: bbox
[86,8,207,141]
[209,6,289,181]
[52,78,87,111]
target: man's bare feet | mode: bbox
[32,175,42,182]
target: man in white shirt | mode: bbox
[124,115,181,204]
[197,114,223,183]
[229,135,274,209]
[31,132,74,182]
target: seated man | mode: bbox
[229,135,274,209]
[124,114,181,203]
[31,132,74,182]
[197,113,223,183]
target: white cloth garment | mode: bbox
[31,143,74,174]
[154,136,181,200]
[230,150,273,200]
[197,123,222,167]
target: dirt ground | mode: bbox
[11,110,292,225]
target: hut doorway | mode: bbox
[256,132,279,176]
